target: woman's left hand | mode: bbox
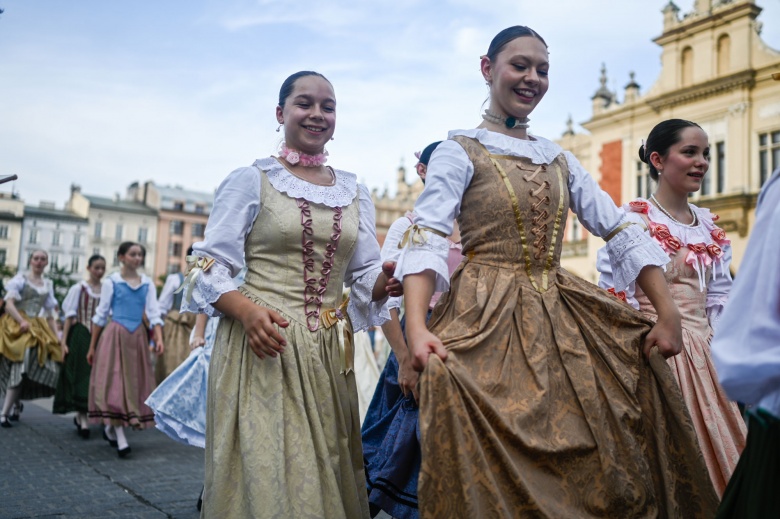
[644,312,682,359]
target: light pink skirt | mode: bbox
[88,321,156,429]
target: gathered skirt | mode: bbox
[155,309,196,383]
[88,321,156,429]
[146,343,211,448]
[203,295,369,519]
[716,409,780,518]
[417,262,719,518]
[666,326,747,495]
[53,323,93,414]
[0,313,60,399]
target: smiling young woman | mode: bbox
[0,249,60,428]
[598,119,746,496]
[393,27,718,517]
[182,70,401,518]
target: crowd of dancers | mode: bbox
[1,25,778,518]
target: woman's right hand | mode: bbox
[189,336,206,349]
[240,305,289,359]
[18,320,30,333]
[407,328,448,372]
[86,347,95,366]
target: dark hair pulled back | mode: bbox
[278,71,331,107]
[87,254,105,267]
[486,26,547,62]
[638,119,703,181]
[117,241,140,258]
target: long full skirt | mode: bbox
[53,323,92,414]
[0,313,60,400]
[88,321,156,429]
[155,309,196,383]
[203,301,369,519]
[418,263,719,518]
[666,327,746,495]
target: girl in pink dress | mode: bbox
[598,119,746,495]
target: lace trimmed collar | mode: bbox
[625,198,723,245]
[448,128,564,165]
[254,156,358,208]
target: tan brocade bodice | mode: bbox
[453,136,570,293]
[240,170,359,330]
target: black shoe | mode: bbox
[79,427,91,439]
[9,402,22,421]
[0,415,11,428]
[102,429,118,447]
[117,445,131,458]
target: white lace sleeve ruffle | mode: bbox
[4,274,25,302]
[181,259,238,317]
[347,267,391,333]
[394,232,451,293]
[706,296,728,332]
[257,157,358,208]
[605,223,670,292]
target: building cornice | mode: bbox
[645,69,755,111]
[654,2,761,45]
[699,192,758,238]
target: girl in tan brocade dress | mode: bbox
[183,71,399,518]
[394,27,719,518]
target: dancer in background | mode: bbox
[395,26,718,517]
[87,242,164,457]
[53,254,106,438]
[0,249,60,428]
[155,246,196,383]
[598,119,746,495]
[183,71,399,518]
[362,140,463,519]
[712,163,780,518]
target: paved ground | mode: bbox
[0,398,203,519]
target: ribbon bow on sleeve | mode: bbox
[174,255,216,306]
[398,224,448,249]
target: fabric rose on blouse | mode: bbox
[607,288,628,303]
[711,227,730,246]
[628,200,650,214]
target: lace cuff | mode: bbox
[706,296,728,332]
[181,260,238,317]
[605,224,669,292]
[394,232,451,293]
[347,267,391,332]
[386,295,403,311]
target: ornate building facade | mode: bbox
[371,163,424,246]
[558,0,780,282]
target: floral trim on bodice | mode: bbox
[627,199,731,291]
[254,157,358,208]
[297,199,343,332]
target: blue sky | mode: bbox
[1,0,779,206]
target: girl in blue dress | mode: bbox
[87,241,164,457]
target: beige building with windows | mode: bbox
[126,181,213,279]
[372,164,424,246]
[0,193,24,272]
[558,0,780,282]
[66,185,159,276]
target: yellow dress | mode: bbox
[203,170,370,518]
[0,276,60,399]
